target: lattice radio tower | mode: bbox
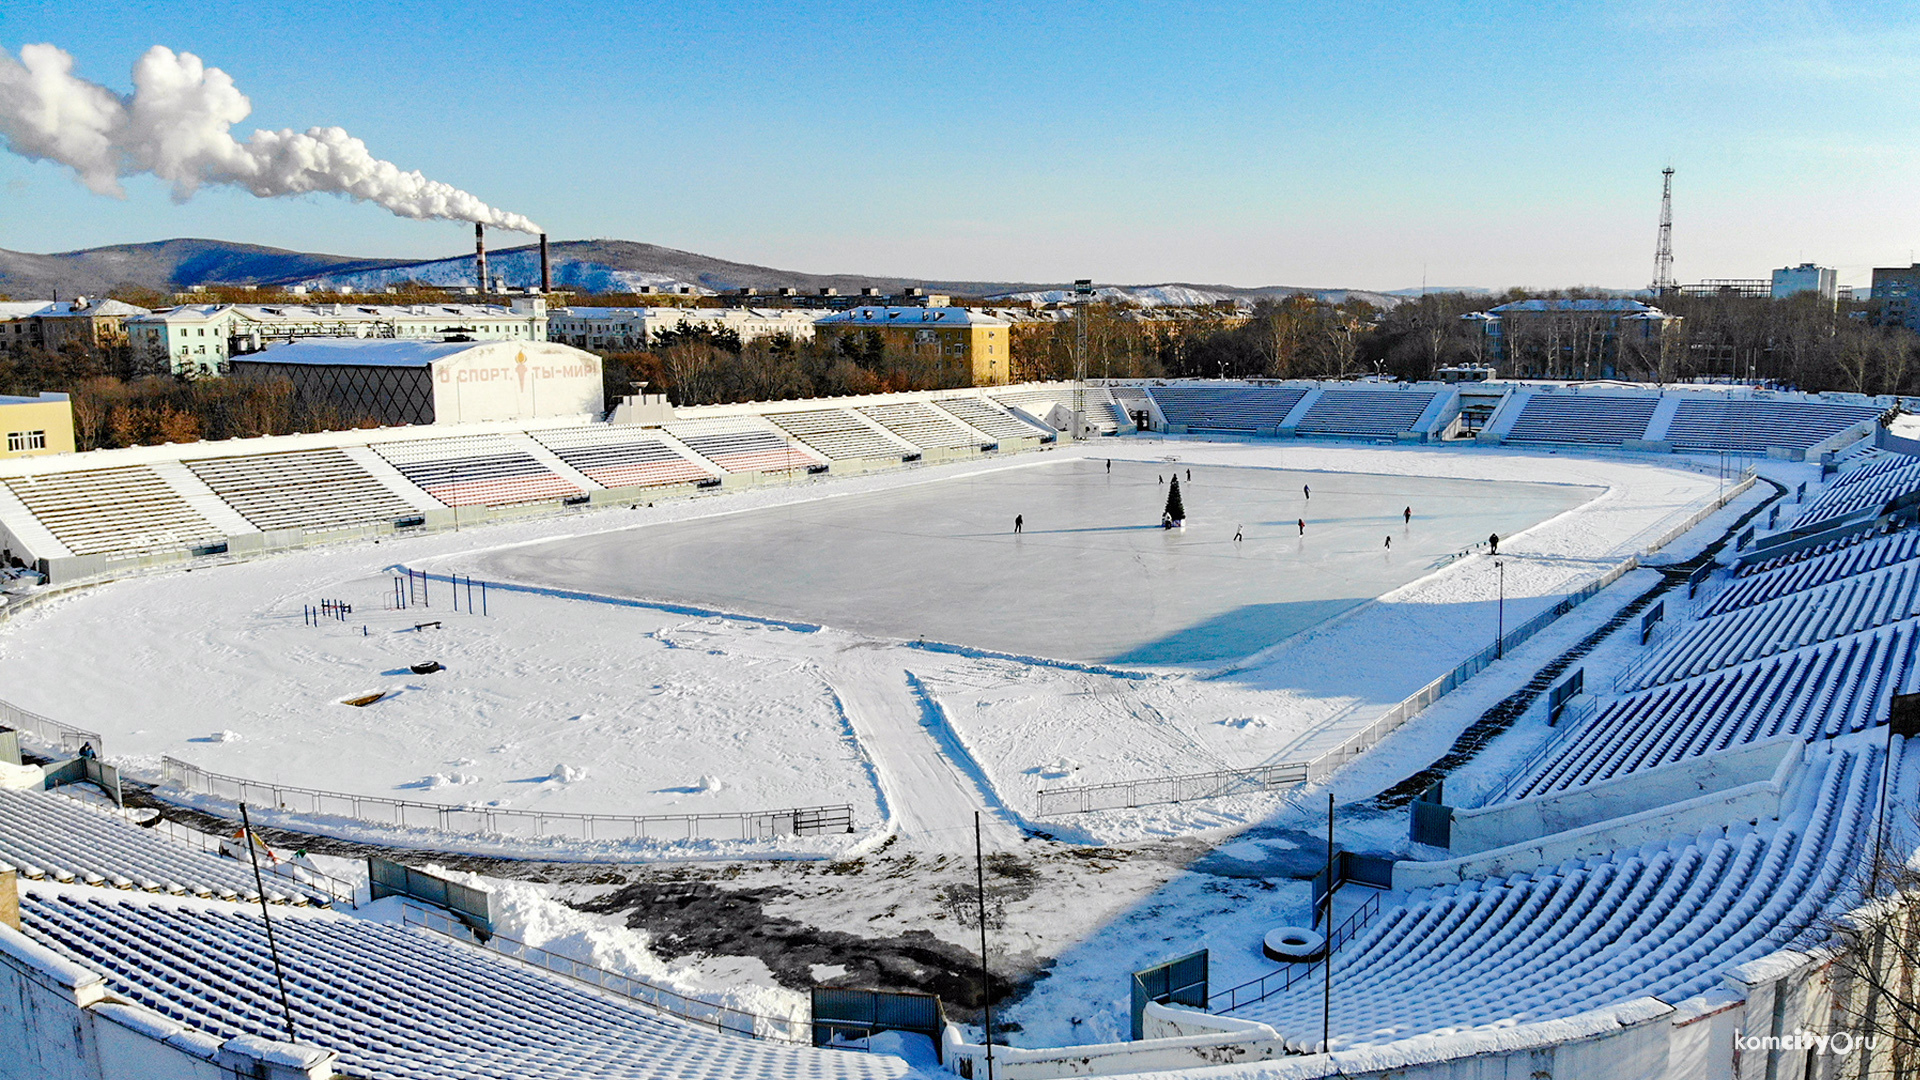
[1652,167,1676,295]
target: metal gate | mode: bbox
[810,987,944,1059]
[1130,949,1208,1040]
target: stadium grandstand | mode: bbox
[5,377,1920,1080]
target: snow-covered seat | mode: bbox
[1513,622,1918,797]
[1294,388,1439,437]
[0,788,326,905]
[857,401,992,448]
[763,409,908,461]
[1233,743,1888,1049]
[1146,385,1306,431]
[528,426,717,490]
[374,433,583,508]
[930,396,1052,441]
[187,448,420,533]
[19,887,910,1079]
[1620,560,1920,691]
[665,417,826,475]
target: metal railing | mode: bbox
[0,696,103,757]
[148,815,361,906]
[1629,472,1758,557]
[1035,762,1309,817]
[1037,556,1641,814]
[401,903,807,1043]
[1209,888,1384,1014]
[159,756,854,844]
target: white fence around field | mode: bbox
[159,756,855,843]
[0,696,103,757]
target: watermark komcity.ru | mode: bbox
[1736,1029,1879,1056]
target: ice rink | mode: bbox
[469,457,1598,665]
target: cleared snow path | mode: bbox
[824,647,1023,852]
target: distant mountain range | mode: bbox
[0,237,1409,308]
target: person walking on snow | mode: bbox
[1298,518,1306,535]
[1186,469,1192,482]
[1489,532,1499,555]
[1234,525,1244,542]
[1404,506,1412,524]
[1385,535,1392,549]
[1014,515,1023,534]
[1303,483,1310,500]
[1106,459,1112,472]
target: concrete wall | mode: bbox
[1448,736,1802,856]
[1399,741,1804,889]
[431,341,603,424]
[0,922,333,1080]
[941,1002,1287,1077]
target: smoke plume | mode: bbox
[0,43,541,233]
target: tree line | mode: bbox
[3,289,1915,452]
[0,343,381,451]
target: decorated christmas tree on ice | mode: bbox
[1163,476,1186,528]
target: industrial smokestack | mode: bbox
[539,233,551,293]
[474,223,488,296]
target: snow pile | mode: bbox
[455,873,810,1031]
[416,772,481,790]
[548,763,587,784]
[207,730,240,743]
[0,760,44,789]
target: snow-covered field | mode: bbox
[0,439,1741,855]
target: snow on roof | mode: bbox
[234,339,478,368]
[0,299,150,318]
[1485,298,1666,315]
[815,306,1009,327]
[128,305,232,322]
[231,303,529,323]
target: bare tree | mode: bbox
[1820,816,1920,1077]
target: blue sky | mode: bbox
[2,1,1916,290]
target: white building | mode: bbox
[125,305,241,375]
[1770,263,1838,302]
[547,307,819,351]
[228,338,602,426]
[127,299,550,376]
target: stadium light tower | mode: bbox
[1652,168,1676,296]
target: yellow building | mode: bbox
[0,393,76,459]
[813,306,1012,385]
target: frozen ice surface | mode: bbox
[469,457,1597,665]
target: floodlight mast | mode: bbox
[1652,168,1676,295]
[1072,279,1093,441]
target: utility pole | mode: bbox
[1496,560,1505,659]
[1072,279,1093,441]
[1322,791,1334,1055]
[1652,168,1676,296]
[975,811,995,1080]
[239,803,299,1044]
